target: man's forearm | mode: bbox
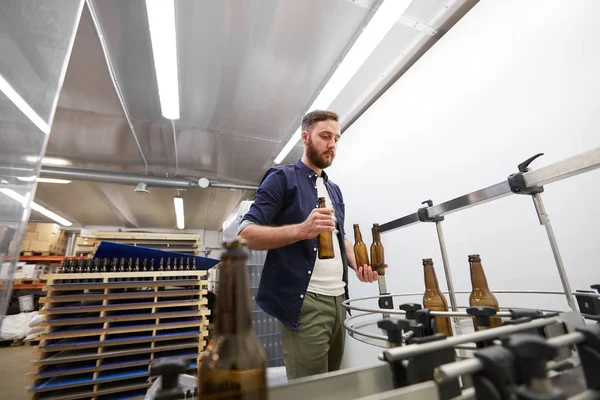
[238,224,306,250]
[345,240,357,271]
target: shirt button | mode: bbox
[313,247,317,252]
[300,294,304,299]
[308,270,312,275]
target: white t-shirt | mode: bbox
[306,177,346,296]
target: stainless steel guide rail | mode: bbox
[379,147,600,311]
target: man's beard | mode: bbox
[306,137,334,169]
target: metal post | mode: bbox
[434,221,458,312]
[531,193,576,310]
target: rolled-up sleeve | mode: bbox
[241,168,286,228]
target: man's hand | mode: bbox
[356,264,388,283]
[300,208,335,239]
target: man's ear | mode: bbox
[301,130,309,144]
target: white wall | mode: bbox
[330,0,600,369]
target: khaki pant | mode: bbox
[280,292,346,380]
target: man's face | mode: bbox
[304,119,341,169]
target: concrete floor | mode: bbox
[0,345,35,399]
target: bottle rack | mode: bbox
[248,250,284,368]
[27,270,209,400]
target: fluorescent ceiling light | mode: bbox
[0,188,73,226]
[24,156,72,166]
[0,73,50,134]
[174,196,185,230]
[274,0,411,164]
[146,0,180,120]
[17,176,71,184]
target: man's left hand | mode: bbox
[356,264,388,283]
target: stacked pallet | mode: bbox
[76,232,201,257]
[21,223,68,256]
[27,270,209,400]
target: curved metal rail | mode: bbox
[343,290,571,345]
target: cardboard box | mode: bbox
[35,223,61,235]
[20,240,31,252]
[26,223,37,233]
[24,232,38,241]
[30,241,53,252]
[76,237,95,246]
[36,233,58,243]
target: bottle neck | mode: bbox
[372,228,381,243]
[470,261,490,290]
[353,226,363,243]
[423,264,440,291]
[215,256,253,334]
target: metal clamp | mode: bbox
[575,324,600,391]
[574,285,600,321]
[508,153,545,195]
[417,200,444,222]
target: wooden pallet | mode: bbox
[11,339,40,347]
[14,278,47,285]
[28,270,209,400]
[76,232,202,257]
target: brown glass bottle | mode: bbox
[370,224,385,275]
[468,254,501,330]
[353,224,369,268]
[317,197,334,259]
[422,259,453,337]
[198,240,267,399]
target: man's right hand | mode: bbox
[300,208,335,239]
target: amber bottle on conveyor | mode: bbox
[317,197,334,259]
[422,258,453,337]
[198,240,267,399]
[468,254,501,330]
[353,224,369,268]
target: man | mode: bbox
[238,110,380,380]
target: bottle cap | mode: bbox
[422,258,433,265]
[468,254,481,262]
[221,240,249,259]
[353,224,359,228]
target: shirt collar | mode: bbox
[295,159,328,182]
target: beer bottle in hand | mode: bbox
[468,254,501,330]
[317,197,334,259]
[422,258,453,337]
[353,224,369,269]
[370,224,385,276]
[198,240,267,399]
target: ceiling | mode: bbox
[30,0,478,230]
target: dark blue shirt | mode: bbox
[241,160,349,330]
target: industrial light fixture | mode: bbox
[0,188,73,226]
[24,156,72,166]
[0,73,50,134]
[134,182,149,194]
[17,176,71,184]
[274,0,412,164]
[146,0,180,120]
[174,196,185,230]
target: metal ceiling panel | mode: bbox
[35,181,125,226]
[46,108,142,169]
[0,0,84,125]
[176,0,379,140]
[57,6,124,117]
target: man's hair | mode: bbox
[301,110,339,132]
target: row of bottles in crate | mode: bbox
[352,224,500,335]
[58,256,198,273]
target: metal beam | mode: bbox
[381,147,600,233]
